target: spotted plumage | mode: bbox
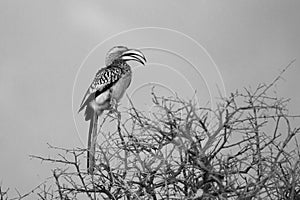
[78,46,146,174]
[78,62,132,120]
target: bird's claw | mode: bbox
[108,98,120,115]
[110,98,118,109]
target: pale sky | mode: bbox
[0,0,299,194]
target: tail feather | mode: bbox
[87,113,94,174]
[87,110,102,174]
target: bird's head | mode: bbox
[105,46,146,66]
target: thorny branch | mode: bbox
[2,61,300,199]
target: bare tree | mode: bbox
[2,61,300,199]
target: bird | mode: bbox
[78,46,146,174]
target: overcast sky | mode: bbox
[0,0,299,194]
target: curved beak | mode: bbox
[121,49,147,65]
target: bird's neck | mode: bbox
[112,60,131,73]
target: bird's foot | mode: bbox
[108,98,120,116]
[110,98,118,110]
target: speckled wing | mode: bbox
[78,66,123,113]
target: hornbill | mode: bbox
[78,46,146,174]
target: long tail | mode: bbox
[87,111,99,174]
